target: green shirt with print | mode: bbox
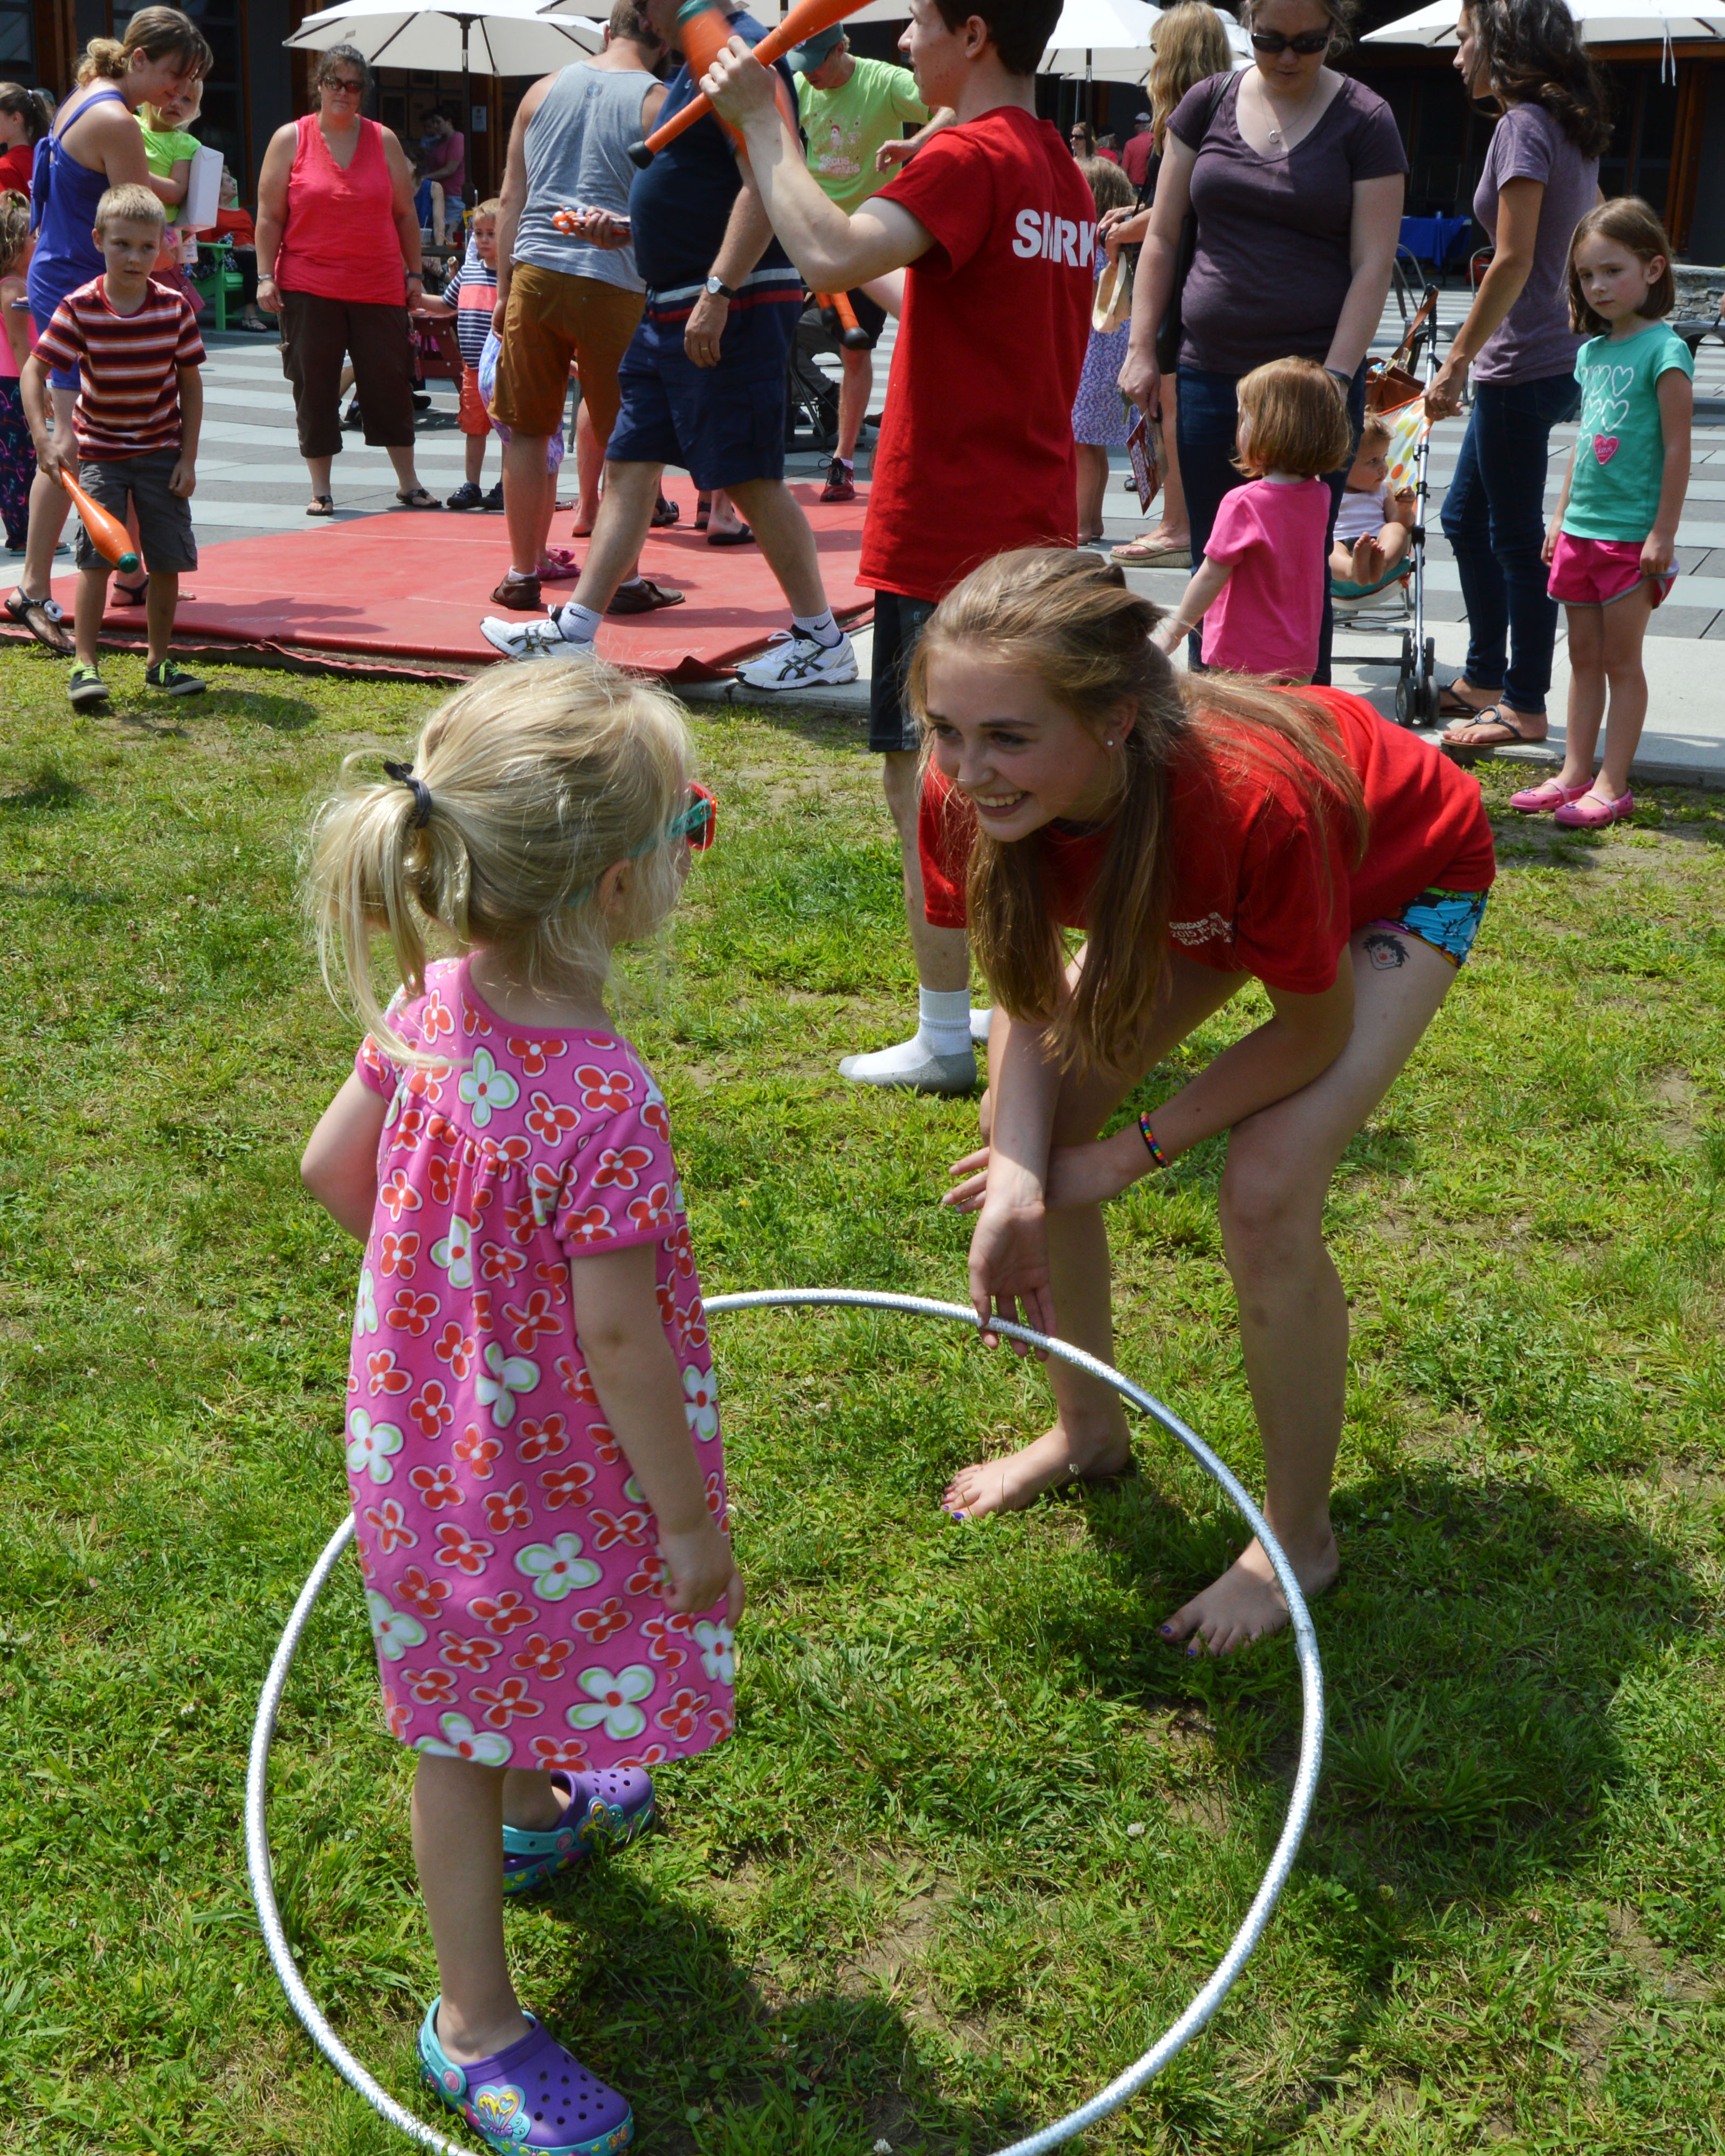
[798,57,927,218]
[1563,321,1694,542]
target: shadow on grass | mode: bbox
[0,760,86,812]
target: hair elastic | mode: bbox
[1138,1111,1168,1170]
[382,759,432,830]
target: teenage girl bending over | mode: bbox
[301,661,740,2155]
[924,550,1495,1655]
[1519,198,1693,827]
[1153,357,1352,685]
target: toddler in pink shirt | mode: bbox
[1153,357,1354,684]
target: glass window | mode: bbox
[0,0,33,72]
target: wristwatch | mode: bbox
[704,275,737,300]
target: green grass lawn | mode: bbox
[2,645,1722,2156]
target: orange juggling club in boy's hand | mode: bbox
[628,0,867,167]
[59,469,140,576]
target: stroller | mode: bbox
[1334,281,1445,727]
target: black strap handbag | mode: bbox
[1154,73,1233,376]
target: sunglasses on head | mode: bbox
[670,780,716,852]
[1251,28,1333,52]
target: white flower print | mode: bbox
[567,1664,655,1740]
[354,1266,378,1336]
[415,1711,514,1767]
[347,1409,404,1485]
[514,1532,602,1600]
[683,1366,719,1443]
[474,1340,539,1428]
[429,1212,474,1289]
[367,1590,427,1662]
[457,1048,519,1128]
[693,1619,735,1685]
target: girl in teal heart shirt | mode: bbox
[1525,198,1693,827]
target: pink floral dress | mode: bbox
[346,956,733,1773]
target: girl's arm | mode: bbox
[1152,556,1230,653]
[1543,439,1578,565]
[1323,173,1404,381]
[569,1243,744,1622]
[1426,177,1543,419]
[300,1072,388,1240]
[1645,365,1693,579]
[949,958,1358,1216]
[0,278,30,371]
[148,154,191,208]
[958,1012,1070,1343]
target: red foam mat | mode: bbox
[47,475,871,680]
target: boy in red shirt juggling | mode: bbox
[703,0,1093,1095]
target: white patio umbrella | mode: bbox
[287,0,606,201]
[1363,0,1725,77]
[1045,4,1252,79]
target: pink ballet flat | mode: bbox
[1552,788,1634,829]
[1510,777,1593,814]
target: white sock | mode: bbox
[970,1006,992,1044]
[791,607,843,649]
[844,989,973,1080]
[554,602,602,647]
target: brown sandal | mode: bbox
[5,586,73,654]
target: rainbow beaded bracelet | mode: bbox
[1138,1111,1168,1170]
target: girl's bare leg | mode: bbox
[21,385,76,601]
[1555,603,1605,789]
[1077,441,1109,541]
[1593,582,1654,800]
[943,959,1245,1521]
[1161,929,1458,1654]
[412,1754,568,2064]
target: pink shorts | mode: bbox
[1548,531,1675,609]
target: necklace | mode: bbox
[1259,72,1322,143]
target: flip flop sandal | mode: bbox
[395,487,441,509]
[306,495,335,517]
[1110,536,1191,566]
[502,1765,656,1896]
[694,493,711,532]
[650,493,680,528]
[112,579,148,606]
[418,1999,634,2156]
[1440,705,1543,761]
[606,577,686,617]
[1434,679,1499,720]
[539,547,582,582]
[707,523,754,547]
[5,587,73,654]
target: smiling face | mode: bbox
[125,50,198,113]
[1248,0,1334,91]
[899,0,979,111]
[920,642,1127,842]
[1573,230,1664,325]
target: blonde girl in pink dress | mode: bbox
[301,658,738,2156]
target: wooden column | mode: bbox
[32,0,78,89]
[1666,59,1707,253]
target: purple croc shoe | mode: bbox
[418,1999,634,2156]
[502,1766,656,1897]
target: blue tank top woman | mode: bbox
[28,84,130,377]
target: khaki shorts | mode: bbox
[492,262,644,444]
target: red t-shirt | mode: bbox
[919,687,1496,997]
[0,144,33,198]
[862,108,1094,602]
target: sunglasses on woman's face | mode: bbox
[325,77,365,94]
[1250,28,1333,52]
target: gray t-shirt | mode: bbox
[512,61,656,294]
[1170,71,1406,376]
[1471,101,1598,386]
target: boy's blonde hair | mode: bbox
[95,183,167,234]
[1568,195,1676,334]
[307,659,692,1063]
[474,197,502,220]
[1235,356,1353,481]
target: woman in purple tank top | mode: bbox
[1424,0,1610,754]
[6,6,209,652]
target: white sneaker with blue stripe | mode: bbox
[734,628,858,690]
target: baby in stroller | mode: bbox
[1329,413,1415,594]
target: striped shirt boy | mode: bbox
[34,276,205,461]
[445,236,499,369]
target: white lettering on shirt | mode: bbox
[1010,209,1099,267]
[1169,912,1234,947]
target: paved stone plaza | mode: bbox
[52,289,1725,782]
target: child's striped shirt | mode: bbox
[34,275,205,459]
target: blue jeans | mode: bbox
[1175,361,1366,685]
[1438,370,1580,718]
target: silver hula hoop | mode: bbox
[247,1288,1324,2156]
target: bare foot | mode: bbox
[1351,536,1384,584]
[1159,1532,1338,1657]
[942,1423,1131,1521]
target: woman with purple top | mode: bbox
[1425,0,1610,754]
[1119,0,1405,685]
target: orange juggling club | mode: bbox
[817,290,872,349]
[60,469,140,576]
[628,0,870,167]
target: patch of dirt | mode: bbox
[832,1863,959,2022]
[1652,1070,1708,1146]
[1656,1461,1725,1502]
[1164,1782,1232,1836]
[1605,1904,1713,2002]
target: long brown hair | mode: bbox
[1463,0,1612,157]
[1149,3,1234,152]
[908,550,1369,1077]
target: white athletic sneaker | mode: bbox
[734,628,858,691]
[479,608,596,663]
